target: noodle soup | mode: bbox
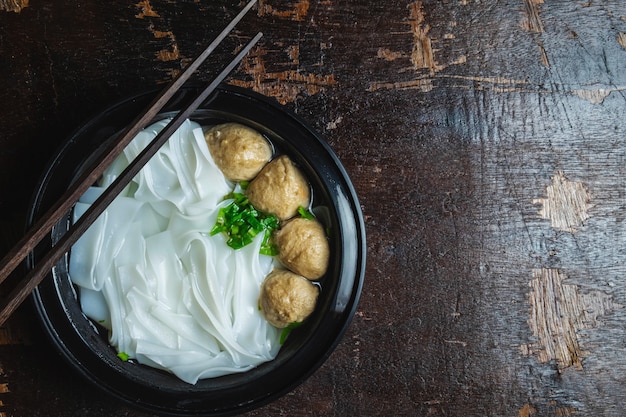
[29,85,365,415]
[69,118,321,383]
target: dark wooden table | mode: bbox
[2,1,626,416]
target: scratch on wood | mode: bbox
[257,0,310,22]
[521,0,544,33]
[444,339,467,347]
[618,32,626,50]
[369,74,528,92]
[135,0,160,18]
[538,43,550,67]
[524,268,622,370]
[442,74,529,85]
[407,1,442,74]
[532,171,592,233]
[0,0,27,12]
[230,46,337,104]
[368,77,433,92]
[517,403,536,417]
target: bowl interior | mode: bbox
[27,85,365,416]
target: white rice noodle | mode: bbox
[69,119,281,384]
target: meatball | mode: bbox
[273,217,329,279]
[246,155,310,220]
[259,269,319,328]
[204,122,272,181]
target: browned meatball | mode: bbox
[246,155,310,220]
[259,269,319,328]
[273,217,329,279]
[204,122,272,181]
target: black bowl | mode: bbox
[26,85,365,416]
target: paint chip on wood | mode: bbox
[0,0,27,12]
[135,0,160,18]
[231,46,337,104]
[134,3,181,64]
[370,1,470,92]
[326,116,343,130]
[257,0,310,22]
[517,403,536,417]
[532,172,592,233]
[377,48,405,61]
[154,31,180,61]
[555,406,578,416]
[572,88,614,104]
[0,366,6,416]
[407,1,442,74]
[524,268,622,370]
[144,21,181,62]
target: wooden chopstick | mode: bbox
[0,3,261,325]
[0,0,256,289]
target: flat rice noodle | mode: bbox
[69,119,281,384]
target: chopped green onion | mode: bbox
[211,192,279,254]
[298,206,314,220]
[260,232,279,256]
[279,321,303,345]
[117,352,130,361]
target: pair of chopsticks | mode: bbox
[0,0,261,325]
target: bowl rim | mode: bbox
[27,84,366,416]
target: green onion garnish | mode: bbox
[279,321,303,345]
[117,352,130,361]
[210,192,279,254]
[297,206,314,220]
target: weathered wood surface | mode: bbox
[1,1,626,416]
